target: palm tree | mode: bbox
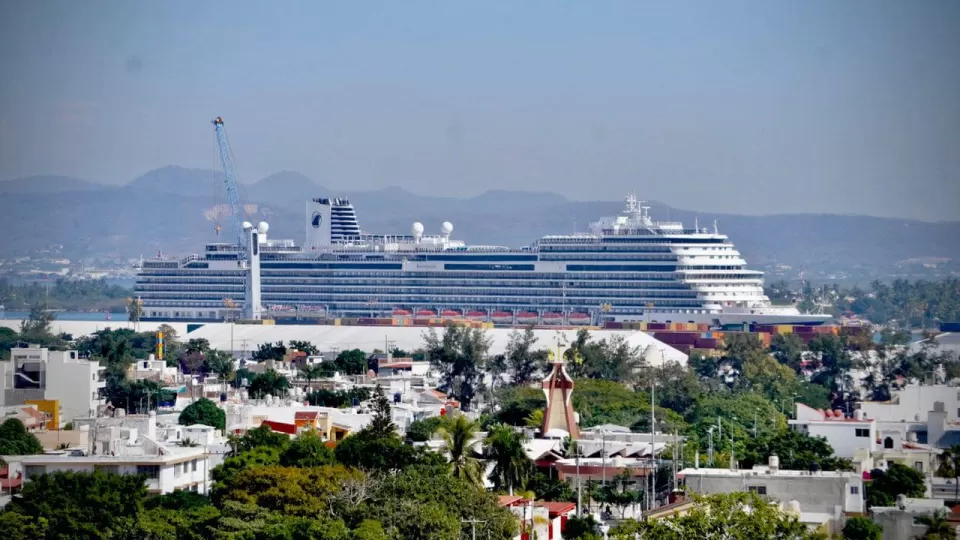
[438,415,483,486]
[916,509,951,539]
[524,409,544,429]
[299,364,326,390]
[936,445,960,503]
[485,423,534,495]
[180,437,199,447]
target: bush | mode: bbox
[178,398,226,431]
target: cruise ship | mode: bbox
[134,195,829,326]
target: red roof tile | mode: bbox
[536,501,576,516]
[294,411,320,420]
[261,420,297,435]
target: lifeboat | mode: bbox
[541,312,564,324]
[516,311,539,324]
[392,309,412,317]
[568,312,592,325]
[415,309,436,318]
[491,311,513,323]
[466,310,487,320]
[441,309,461,318]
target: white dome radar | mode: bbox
[412,222,424,236]
[242,221,254,231]
[441,221,454,236]
[257,221,269,234]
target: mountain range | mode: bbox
[2,166,958,280]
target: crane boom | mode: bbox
[212,116,247,248]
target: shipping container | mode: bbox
[695,338,719,349]
[775,325,794,334]
[940,322,960,332]
[604,322,624,330]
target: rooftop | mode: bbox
[678,466,862,479]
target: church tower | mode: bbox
[541,351,579,439]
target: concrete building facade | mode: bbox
[1,346,105,424]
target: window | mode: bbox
[174,464,182,476]
[747,486,767,495]
[137,465,160,479]
[884,437,894,449]
[914,461,924,472]
[192,460,198,472]
[855,428,870,437]
[850,486,859,495]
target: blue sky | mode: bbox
[1,0,958,220]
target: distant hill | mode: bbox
[0,175,107,195]
[1,167,958,279]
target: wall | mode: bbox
[35,429,89,450]
[683,472,863,514]
[801,422,876,460]
[861,385,960,423]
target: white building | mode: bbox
[3,445,211,495]
[790,403,876,462]
[860,384,960,423]
[1,346,105,423]
[679,458,865,535]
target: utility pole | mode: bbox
[461,518,485,540]
[650,382,656,511]
[575,440,582,515]
[707,426,715,466]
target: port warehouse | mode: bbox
[0,318,694,364]
[0,316,869,365]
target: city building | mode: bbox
[1,346,105,425]
[790,403,877,462]
[860,384,960,423]
[679,457,865,535]
[3,445,211,495]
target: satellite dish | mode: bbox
[441,221,453,236]
[257,221,269,234]
[412,222,424,237]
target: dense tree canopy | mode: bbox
[178,397,227,431]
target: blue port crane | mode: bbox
[212,116,248,250]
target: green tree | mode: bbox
[485,423,534,494]
[280,430,335,467]
[916,509,951,539]
[423,324,491,411]
[334,348,368,375]
[437,415,483,486]
[211,446,283,503]
[366,384,397,438]
[248,369,290,398]
[504,328,549,386]
[867,463,926,507]
[178,398,226,431]
[205,350,235,390]
[366,464,517,540]
[771,332,806,373]
[406,416,445,443]
[5,470,148,540]
[288,340,319,356]
[0,418,44,455]
[937,444,960,503]
[842,516,883,540]
[593,469,644,519]
[739,350,801,404]
[0,512,49,540]
[226,425,290,456]
[252,341,287,362]
[608,492,820,540]
[741,428,852,472]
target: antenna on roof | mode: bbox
[713,219,719,235]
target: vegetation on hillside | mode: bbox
[0,278,129,312]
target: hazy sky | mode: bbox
[1,1,958,221]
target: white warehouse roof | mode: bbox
[0,319,688,365]
[186,324,688,365]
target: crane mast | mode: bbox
[212,117,247,249]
